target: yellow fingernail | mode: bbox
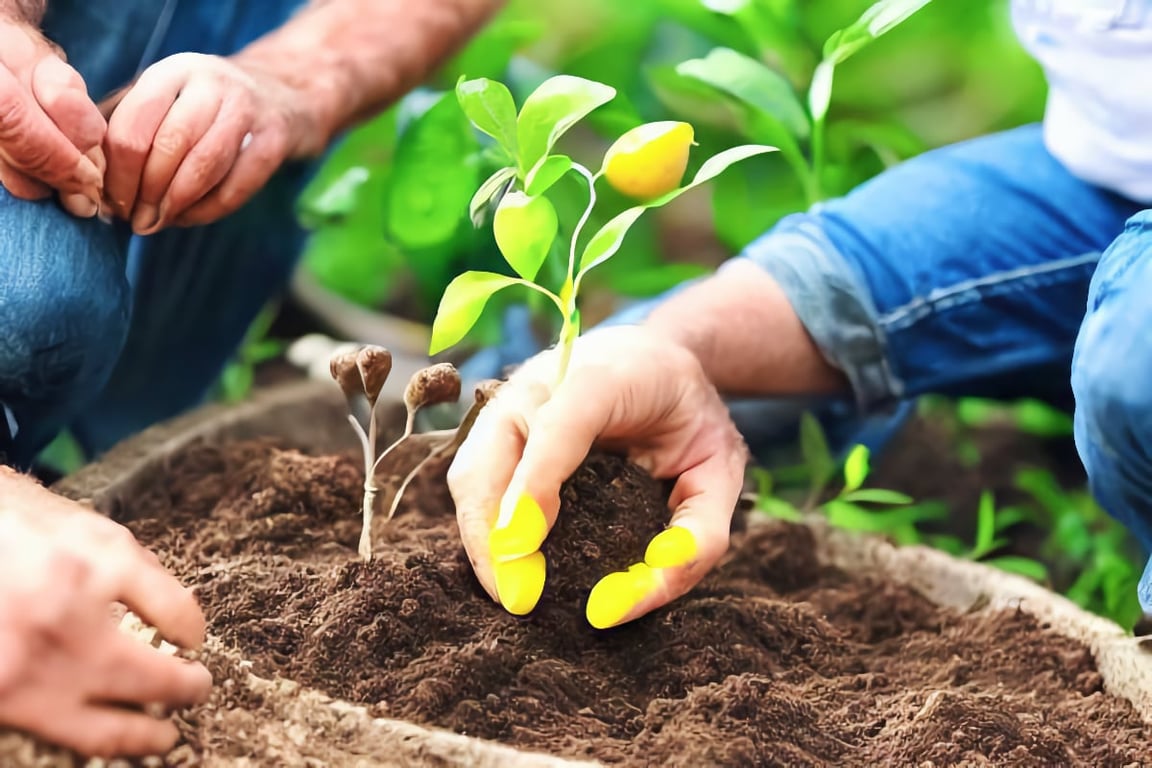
[585,562,656,630]
[644,526,698,569]
[488,493,549,562]
[493,550,546,616]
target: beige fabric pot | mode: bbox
[2,380,1148,766]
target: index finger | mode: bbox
[116,549,207,651]
[0,64,101,191]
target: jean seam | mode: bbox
[879,252,1101,333]
[732,220,903,412]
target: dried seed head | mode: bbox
[474,379,503,407]
[405,363,462,411]
[329,348,364,400]
[356,345,393,405]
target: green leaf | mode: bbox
[800,412,835,496]
[469,166,517,228]
[517,75,616,175]
[429,271,520,355]
[808,60,835,124]
[756,497,803,522]
[577,206,647,277]
[975,490,996,556]
[456,77,520,157]
[692,144,780,189]
[839,488,913,506]
[985,556,1049,583]
[823,0,936,65]
[492,191,559,282]
[298,166,370,225]
[525,154,574,196]
[842,444,870,493]
[676,48,809,140]
[386,92,478,249]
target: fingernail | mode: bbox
[492,550,546,616]
[62,193,98,218]
[644,526,698,569]
[585,562,656,630]
[75,155,102,188]
[133,202,159,234]
[488,493,549,563]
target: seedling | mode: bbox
[329,346,471,561]
[428,74,777,382]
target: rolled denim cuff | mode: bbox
[726,214,903,412]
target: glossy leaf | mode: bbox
[525,154,574,196]
[808,60,835,124]
[577,206,646,276]
[800,412,835,495]
[676,48,809,139]
[469,166,516,227]
[824,0,936,65]
[517,75,616,175]
[839,488,913,506]
[842,444,870,493]
[386,92,478,249]
[429,271,520,355]
[456,77,520,157]
[492,191,559,281]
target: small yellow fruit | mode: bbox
[603,121,695,201]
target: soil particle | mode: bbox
[119,441,1152,766]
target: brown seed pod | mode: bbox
[356,345,393,405]
[404,363,462,411]
[329,348,364,400]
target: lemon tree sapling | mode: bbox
[429,74,778,382]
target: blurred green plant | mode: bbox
[749,412,1049,582]
[214,304,285,404]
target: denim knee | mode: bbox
[0,194,130,464]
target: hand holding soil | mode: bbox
[0,469,211,757]
[448,325,749,628]
[0,16,107,216]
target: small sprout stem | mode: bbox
[567,163,598,284]
[386,380,503,520]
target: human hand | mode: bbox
[448,325,748,629]
[0,18,107,216]
[0,470,212,757]
[100,52,322,235]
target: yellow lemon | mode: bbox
[603,121,695,201]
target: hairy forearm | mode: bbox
[0,0,45,24]
[644,261,849,398]
[232,0,504,156]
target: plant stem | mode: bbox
[554,310,580,388]
[567,163,598,285]
[358,407,380,561]
[810,117,827,203]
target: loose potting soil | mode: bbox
[108,438,1152,766]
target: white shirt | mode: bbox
[1013,0,1152,202]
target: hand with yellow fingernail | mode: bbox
[447,326,748,628]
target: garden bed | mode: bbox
[5,381,1152,766]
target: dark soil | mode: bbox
[118,439,1152,766]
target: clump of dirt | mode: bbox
[118,440,1152,766]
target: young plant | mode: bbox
[427,74,777,382]
[329,346,463,561]
[672,0,935,207]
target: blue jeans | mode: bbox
[604,125,1152,613]
[0,0,310,466]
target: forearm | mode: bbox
[0,0,45,24]
[232,0,504,156]
[644,261,849,398]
